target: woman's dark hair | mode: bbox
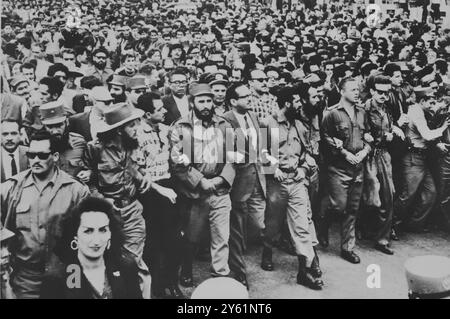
[55,196,124,265]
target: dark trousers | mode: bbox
[140,180,183,291]
[431,3,440,21]
[325,164,364,252]
[438,154,450,231]
[229,182,266,277]
[394,151,437,230]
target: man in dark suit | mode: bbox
[69,86,114,141]
[163,68,190,126]
[222,83,275,288]
[1,120,28,182]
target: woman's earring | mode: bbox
[106,240,111,250]
[70,238,79,250]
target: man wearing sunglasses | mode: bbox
[394,86,450,233]
[249,69,279,121]
[40,101,91,185]
[1,130,90,298]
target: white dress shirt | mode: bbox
[173,95,190,118]
[233,111,258,150]
[2,148,20,179]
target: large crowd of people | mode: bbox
[1,0,450,299]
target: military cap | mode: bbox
[40,101,67,125]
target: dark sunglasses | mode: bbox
[26,152,52,160]
[252,78,267,83]
[375,89,390,96]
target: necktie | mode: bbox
[244,114,257,160]
[9,153,17,176]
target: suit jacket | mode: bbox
[1,146,29,183]
[163,94,191,126]
[222,110,267,202]
[69,111,92,142]
[40,253,142,299]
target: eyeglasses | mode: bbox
[252,78,267,83]
[171,80,187,85]
[26,152,52,160]
[375,89,390,96]
[64,57,75,61]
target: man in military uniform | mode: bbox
[394,87,450,233]
[40,101,91,184]
[321,77,372,264]
[1,131,90,298]
[84,102,152,298]
[168,83,235,286]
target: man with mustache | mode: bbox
[1,120,29,183]
[85,47,114,84]
[260,86,324,290]
[168,83,235,287]
[248,69,279,121]
[1,130,90,298]
[106,74,128,104]
[84,102,152,298]
[40,101,91,184]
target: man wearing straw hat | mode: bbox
[84,102,152,298]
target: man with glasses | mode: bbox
[86,47,113,84]
[249,69,279,121]
[394,87,450,233]
[1,130,90,298]
[163,68,189,125]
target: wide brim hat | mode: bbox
[97,103,144,133]
[107,74,128,87]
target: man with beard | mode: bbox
[168,83,235,286]
[1,120,29,182]
[84,102,152,298]
[40,101,91,184]
[1,130,90,298]
[321,77,372,264]
[85,47,114,84]
[106,74,128,104]
[260,86,324,290]
[363,75,405,254]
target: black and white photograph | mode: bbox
[1,0,450,301]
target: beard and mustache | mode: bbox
[111,92,127,103]
[121,131,139,150]
[53,130,71,152]
[93,60,107,70]
[194,106,215,123]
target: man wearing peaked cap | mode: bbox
[405,255,450,299]
[40,101,91,182]
[84,101,151,298]
[127,76,147,108]
[107,74,129,104]
[208,73,229,116]
[168,82,235,286]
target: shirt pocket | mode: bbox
[337,123,350,140]
[15,202,31,230]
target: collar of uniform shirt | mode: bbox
[24,166,60,188]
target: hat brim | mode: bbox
[41,116,67,125]
[210,80,229,86]
[129,85,147,90]
[96,109,144,133]
[0,228,15,242]
[108,81,127,87]
[192,91,215,98]
[68,71,84,78]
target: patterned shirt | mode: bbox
[249,91,279,121]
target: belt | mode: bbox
[113,198,136,209]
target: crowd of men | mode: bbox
[1,0,450,299]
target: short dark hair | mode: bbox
[370,74,391,90]
[92,47,109,57]
[55,196,124,265]
[276,86,295,109]
[384,63,401,77]
[225,82,247,104]
[80,76,103,90]
[29,130,59,153]
[136,92,162,114]
[20,62,36,72]
[169,67,187,81]
[338,76,357,91]
[47,63,69,77]
[39,77,65,98]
